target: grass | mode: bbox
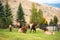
[0,28,60,40]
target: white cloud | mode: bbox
[30,0,60,4]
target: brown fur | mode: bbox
[26,24,30,29]
[30,22,37,33]
[44,28,48,32]
[18,25,27,33]
[44,28,55,35]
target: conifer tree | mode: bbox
[49,19,53,26]
[0,1,5,28]
[0,1,4,17]
[4,0,13,28]
[17,3,25,27]
[53,16,58,26]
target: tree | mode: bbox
[30,3,43,25]
[30,3,46,29]
[0,1,4,28]
[37,9,43,24]
[4,0,13,28]
[0,1,4,17]
[49,19,53,26]
[17,3,25,27]
[42,17,48,25]
[30,3,37,23]
[53,16,58,26]
[40,17,48,29]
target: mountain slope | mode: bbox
[2,0,60,24]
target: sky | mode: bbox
[30,0,60,8]
[30,0,60,4]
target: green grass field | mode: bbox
[0,28,60,40]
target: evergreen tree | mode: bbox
[2,1,12,28]
[0,1,4,17]
[3,0,13,28]
[17,3,25,27]
[0,0,12,28]
[49,19,53,26]
[0,1,5,28]
[53,16,58,26]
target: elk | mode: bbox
[30,22,37,33]
[18,25,28,33]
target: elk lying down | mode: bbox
[44,31,55,35]
[18,26,27,33]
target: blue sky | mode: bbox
[30,0,60,8]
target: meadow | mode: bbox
[0,28,60,40]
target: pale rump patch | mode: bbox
[9,25,12,32]
[9,25,12,28]
[30,24,33,29]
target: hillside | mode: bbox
[2,0,60,24]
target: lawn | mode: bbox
[0,28,60,40]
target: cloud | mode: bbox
[30,0,60,4]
